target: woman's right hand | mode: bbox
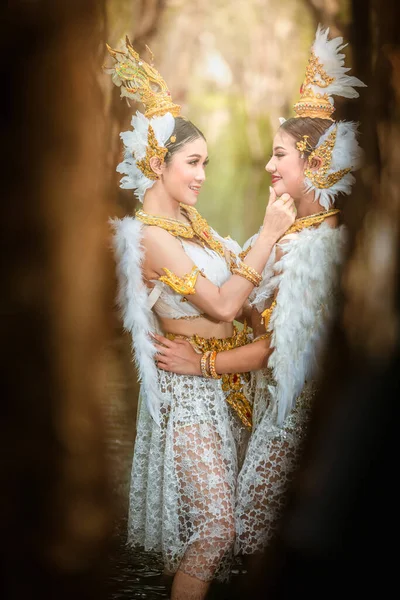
[261,187,296,242]
[152,333,202,376]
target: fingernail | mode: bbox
[269,186,273,193]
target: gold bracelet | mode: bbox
[231,260,262,287]
[252,332,271,343]
[209,350,222,379]
[200,351,212,378]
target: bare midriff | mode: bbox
[157,315,235,339]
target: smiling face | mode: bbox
[160,137,208,206]
[265,129,307,199]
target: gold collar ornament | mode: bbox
[239,208,340,262]
[283,208,340,237]
[135,204,225,257]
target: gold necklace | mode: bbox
[136,204,225,257]
[283,208,340,237]
[136,208,194,239]
[239,208,340,260]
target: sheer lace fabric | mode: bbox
[128,369,252,582]
[235,371,315,555]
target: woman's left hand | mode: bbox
[152,333,202,376]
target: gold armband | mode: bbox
[231,259,262,287]
[261,298,277,331]
[159,265,200,296]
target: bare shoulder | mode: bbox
[142,225,182,250]
[324,213,340,229]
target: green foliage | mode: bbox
[188,92,273,245]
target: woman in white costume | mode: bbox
[153,25,366,559]
[105,39,295,599]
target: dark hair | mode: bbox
[280,117,332,156]
[164,116,206,164]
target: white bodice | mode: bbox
[150,239,232,319]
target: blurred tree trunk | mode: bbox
[303,0,349,36]
[104,0,167,216]
[102,0,167,521]
[1,1,114,598]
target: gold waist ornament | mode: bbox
[166,324,253,429]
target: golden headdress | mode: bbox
[289,25,366,209]
[105,38,181,201]
[106,37,181,119]
[293,25,366,120]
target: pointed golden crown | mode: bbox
[294,50,335,120]
[106,37,181,119]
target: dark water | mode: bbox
[107,524,168,599]
[107,518,246,599]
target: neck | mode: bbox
[142,184,182,220]
[294,189,326,218]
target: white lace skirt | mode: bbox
[235,373,315,555]
[127,369,251,582]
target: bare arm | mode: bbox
[153,334,272,376]
[234,300,253,324]
[215,338,272,373]
[153,236,297,375]
[143,190,295,322]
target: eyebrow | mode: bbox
[187,154,209,160]
[273,146,286,151]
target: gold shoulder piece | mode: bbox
[261,298,277,331]
[159,266,200,296]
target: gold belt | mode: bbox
[166,324,253,429]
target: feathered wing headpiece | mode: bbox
[105,38,181,202]
[292,25,366,209]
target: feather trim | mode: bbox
[110,216,163,424]
[266,224,347,424]
[305,120,364,210]
[117,111,175,202]
[312,25,367,100]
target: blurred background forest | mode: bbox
[2,0,399,598]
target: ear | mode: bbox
[149,156,165,178]
[307,155,323,171]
